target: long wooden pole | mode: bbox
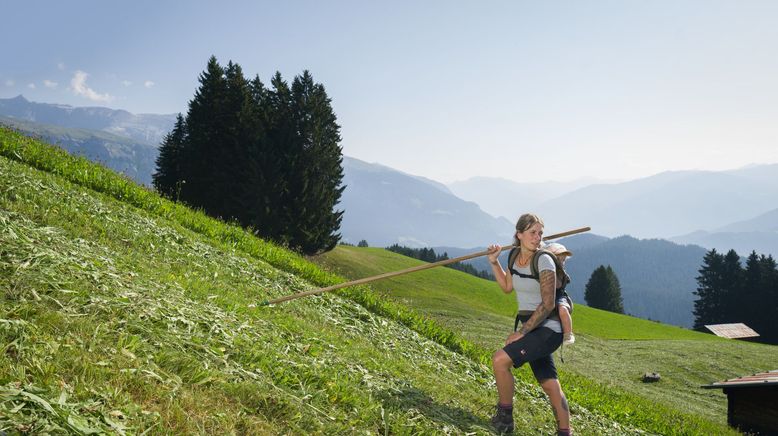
[260,226,590,306]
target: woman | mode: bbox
[486,213,571,435]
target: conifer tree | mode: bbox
[694,249,744,326]
[258,72,296,244]
[244,74,284,239]
[283,71,344,254]
[152,113,186,199]
[741,252,763,331]
[758,254,778,343]
[693,249,726,330]
[739,252,778,343]
[218,61,254,223]
[720,249,744,323]
[178,55,228,213]
[584,265,624,313]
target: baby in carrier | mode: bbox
[545,242,575,345]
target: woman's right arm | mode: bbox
[487,244,513,293]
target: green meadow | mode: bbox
[314,246,777,430]
[0,125,771,434]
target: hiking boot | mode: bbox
[491,405,514,434]
[563,332,575,345]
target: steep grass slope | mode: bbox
[0,126,739,434]
[315,245,777,428]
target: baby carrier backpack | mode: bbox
[507,247,574,330]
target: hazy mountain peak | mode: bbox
[340,157,512,247]
[344,156,452,195]
[714,207,778,233]
[446,176,602,220]
[0,96,176,146]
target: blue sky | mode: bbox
[3,1,778,183]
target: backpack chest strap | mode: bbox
[513,271,538,280]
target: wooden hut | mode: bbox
[702,370,778,434]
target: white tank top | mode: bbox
[511,253,562,333]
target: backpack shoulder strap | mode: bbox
[530,249,553,278]
[508,247,540,279]
[532,249,571,290]
[506,247,519,275]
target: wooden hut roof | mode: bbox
[702,370,778,389]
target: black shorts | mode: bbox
[503,326,563,381]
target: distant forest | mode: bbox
[694,248,778,345]
[386,245,492,280]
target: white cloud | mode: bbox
[121,80,132,87]
[144,80,155,88]
[43,80,58,89]
[4,80,14,87]
[70,70,113,103]
[27,83,36,89]
[57,62,66,71]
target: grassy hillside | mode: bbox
[0,126,748,434]
[315,245,777,428]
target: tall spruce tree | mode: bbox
[218,61,254,224]
[584,265,624,313]
[741,252,763,332]
[178,56,228,213]
[245,74,286,240]
[720,249,744,323]
[283,71,344,253]
[758,254,778,343]
[741,252,778,343]
[693,249,726,330]
[261,72,296,244]
[152,113,186,199]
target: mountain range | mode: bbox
[529,167,778,241]
[448,176,605,220]
[0,95,175,146]
[1,95,775,258]
[0,95,176,186]
[445,160,778,258]
[340,157,513,247]
[670,207,778,258]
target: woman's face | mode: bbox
[517,222,544,250]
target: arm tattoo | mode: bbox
[518,270,557,334]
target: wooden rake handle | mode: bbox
[260,226,591,306]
